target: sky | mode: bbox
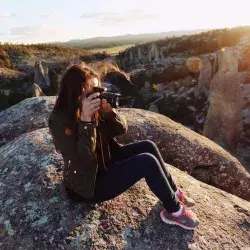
[0,0,250,44]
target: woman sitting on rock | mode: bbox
[48,62,199,230]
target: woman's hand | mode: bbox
[80,93,101,121]
[99,99,113,114]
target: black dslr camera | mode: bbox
[87,86,121,108]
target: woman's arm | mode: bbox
[100,109,128,138]
[48,114,98,173]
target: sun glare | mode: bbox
[187,57,201,73]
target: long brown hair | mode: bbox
[90,61,130,81]
[53,61,99,128]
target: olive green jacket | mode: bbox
[48,109,127,198]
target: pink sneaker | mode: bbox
[176,188,195,208]
[160,206,199,230]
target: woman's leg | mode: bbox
[111,140,178,192]
[65,152,199,230]
[90,152,180,213]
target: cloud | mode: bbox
[40,14,51,18]
[80,10,157,25]
[40,11,61,19]
[0,13,15,18]
[80,13,105,19]
[11,26,54,36]
[9,25,74,43]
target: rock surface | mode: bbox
[0,97,249,202]
[0,127,249,250]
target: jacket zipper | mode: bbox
[95,113,107,171]
[98,130,108,171]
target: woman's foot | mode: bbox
[176,188,195,208]
[160,206,199,230]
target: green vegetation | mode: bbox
[158,26,250,56]
[89,44,135,55]
[0,49,11,68]
[0,43,109,73]
[0,43,92,58]
[54,35,165,50]
[115,26,250,62]
[72,40,143,50]
[53,30,207,51]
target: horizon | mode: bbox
[1,0,250,44]
[1,28,211,45]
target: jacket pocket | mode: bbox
[64,154,97,198]
[64,156,87,185]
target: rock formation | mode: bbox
[140,81,153,101]
[196,56,213,97]
[117,43,164,69]
[237,73,250,165]
[0,98,249,249]
[0,97,249,201]
[148,104,159,113]
[203,49,243,150]
[156,83,164,94]
[31,83,45,97]
[0,90,9,111]
[34,60,50,89]
[149,44,160,62]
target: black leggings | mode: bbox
[66,140,180,213]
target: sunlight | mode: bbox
[187,57,201,73]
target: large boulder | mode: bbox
[203,49,243,150]
[118,109,250,201]
[0,97,56,147]
[0,97,249,201]
[0,128,249,249]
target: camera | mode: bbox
[86,86,121,108]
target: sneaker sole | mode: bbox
[160,210,198,230]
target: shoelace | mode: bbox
[182,206,192,219]
[177,189,186,204]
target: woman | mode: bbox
[48,62,199,230]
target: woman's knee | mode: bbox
[140,140,157,150]
[138,153,161,170]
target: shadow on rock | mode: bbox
[123,201,195,250]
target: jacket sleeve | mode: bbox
[48,114,98,198]
[100,109,128,138]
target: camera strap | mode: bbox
[94,112,100,126]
